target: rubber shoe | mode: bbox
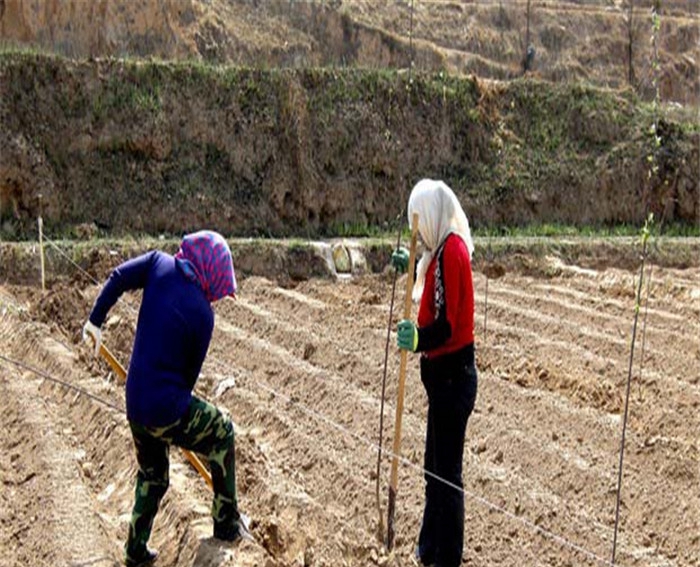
[125,548,157,567]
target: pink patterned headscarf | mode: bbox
[174,230,237,302]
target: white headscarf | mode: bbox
[408,179,474,302]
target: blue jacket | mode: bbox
[89,251,214,427]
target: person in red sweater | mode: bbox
[391,179,478,567]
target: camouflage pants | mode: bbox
[125,396,238,562]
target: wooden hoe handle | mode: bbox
[98,343,214,490]
[386,211,420,550]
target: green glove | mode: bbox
[391,247,410,273]
[397,319,418,352]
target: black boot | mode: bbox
[213,513,253,543]
[125,547,158,567]
[414,545,436,567]
[213,521,241,543]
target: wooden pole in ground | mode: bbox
[98,343,214,490]
[375,217,405,544]
[386,212,419,550]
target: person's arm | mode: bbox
[89,251,158,327]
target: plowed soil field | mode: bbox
[0,242,698,567]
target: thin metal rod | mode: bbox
[375,217,404,543]
[378,0,416,541]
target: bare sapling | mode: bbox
[612,213,653,563]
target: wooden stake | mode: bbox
[98,342,214,490]
[386,212,419,550]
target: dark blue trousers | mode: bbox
[417,344,478,567]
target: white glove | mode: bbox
[82,320,102,357]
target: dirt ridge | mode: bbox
[1,239,698,566]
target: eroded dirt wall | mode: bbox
[0,54,697,239]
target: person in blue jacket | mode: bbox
[82,230,248,567]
